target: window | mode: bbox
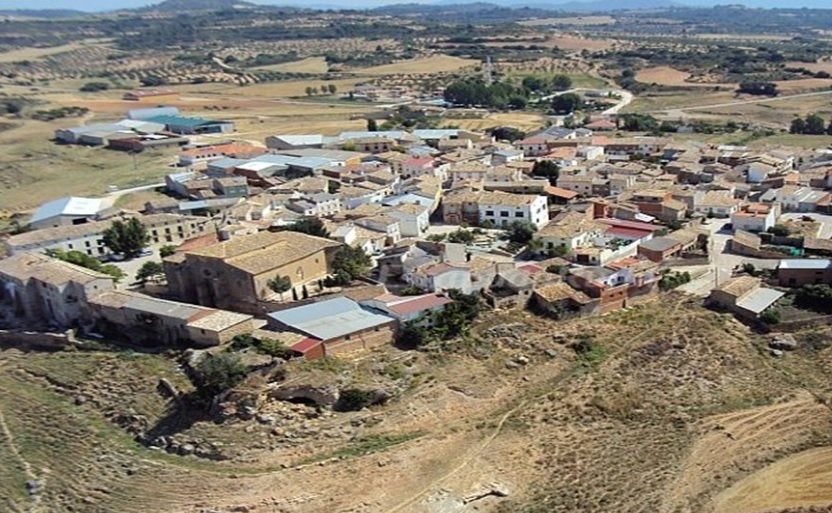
[500,211,509,218]
[485,210,494,216]
[68,243,73,249]
[515,212,524,218]
[85,241,91,247]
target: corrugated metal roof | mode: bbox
[30,196,107,224]
[268,297,394,340]
[779,259,832,270]
[736,287,785,315]
[147,115,228,128]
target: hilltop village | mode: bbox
[3,99,832,360]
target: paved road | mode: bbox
[678,218,780,297]
[641,89,832,115]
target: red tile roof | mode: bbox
[606,227,653,239]
[290,337,322,354]
[597,218,661,232]
[385,293,452,315]
[545,186,579,200]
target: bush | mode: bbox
[159,245,177,258]
[760,309,781,325]
[334,388,376,412]
[80,81,109,92]
[659,271,692,291]
[194,353,248,402]
[795,284,832,313]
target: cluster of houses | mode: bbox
[5,119,832,358]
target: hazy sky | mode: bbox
[1,0,830,11]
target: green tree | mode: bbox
[136,261,165,285]
[805,113,826,135]
[102,218,149,259]
[491,126,526,142]
[551,93,581,114]
[44,249,125,282]
[194,353,248,403]
[267,275,292,299]
[531,160,560,183]
[790,117,807,134]
[550,74,572,91]
[396,321,428,349]
[327,84,337,95]
[305,86,314,96]
[367,118,378,131]
[280,217,329,238]
[332,245,371,280]
[503,220,537,244]
[447,229,475,244]
[159,245,177,258]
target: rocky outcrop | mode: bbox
[269,385,339,406]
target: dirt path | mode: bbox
[387,295,688,512]
[0,360,46,513]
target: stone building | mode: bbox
[164,231,342,310]
[0,253,115,328]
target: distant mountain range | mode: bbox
[3,0,832,17]
[136,0,257,11]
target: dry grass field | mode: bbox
[519,16,616,26]
[0,119,175,213]
[253,56,329,74]
[787,60,832,74]
[443,112,547,132]
[355,55,479,76]
[4,296,832,513]
[635,66,733,88]
[712,447,832,513]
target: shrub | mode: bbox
[194,353,248,401]
[80,81,109,92]
[760,309,781,325]
[334,388,376,412]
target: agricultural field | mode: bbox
[355,55,479,76]
[253,57,329,74]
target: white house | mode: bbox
[695,190,741,218]
[354,215,401,245]
[404,262,477,294]
[386,204,430,238]
[477,191,549,229]
[537,211,607,251]
[731,203,780,233]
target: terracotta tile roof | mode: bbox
[187,231,340,275]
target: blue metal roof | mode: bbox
[147,115,228,128]
[268,297,394,340]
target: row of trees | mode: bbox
[305,84,337,96]
[789,113,832,135]
[44,249,126,282]
[737,81,778,97]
